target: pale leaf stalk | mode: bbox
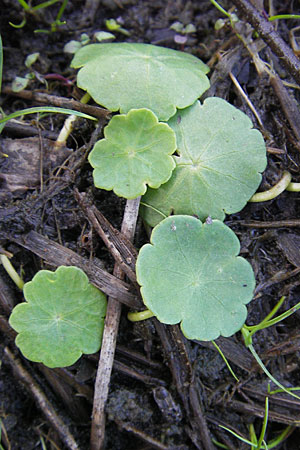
[249,171,292,202]
[0,255,24,290]
[90,196,141,450]
[127,308,154,321]
[54,92,91,148]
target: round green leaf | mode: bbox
[136,216,255,341]
[140,98,267,226]
[88,108,177,199]
[71,43,210,121]
[9,266,107,368]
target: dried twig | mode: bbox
[4,347,80,450]
[2,87,110,120]
[154,321,215,450]
[269,74,300,142]
[90,197,141,450]
[114,419,169,450]
[75,190,138,286]
[10,231,139,308]
[231,0,300,84]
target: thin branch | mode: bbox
[4,347,80,450]
[2,86,110,120]
[90,197,141,450]
[10,230,139,308]
[231,0,300,84]
[75,190,138,286]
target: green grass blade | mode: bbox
[256,397,269,449]
[248,344,300,401]
[212,340,239,382]
[0,106,96,127]
[219,425,255,446]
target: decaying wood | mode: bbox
[0,273,16,314]
[10,230,140,308]
[196,336,254,373]
[231,0,300,84]
[269,74,300,143]
[113,360,166,387]
[4,347,80,450]
[154,321,214,450]
[75,189,138,286]
[90,197,141,450]
[114,418,169,450]
[38,364,91,422]
[2,86,110,120]
[240,220,300,228]
[229,398,300,426]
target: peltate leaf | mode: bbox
[88,108,177,199]
[140,98,267,226]
[136,216,255,341]
[9,266,107,368]
[71,43,210,121]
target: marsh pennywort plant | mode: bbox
[10,42,296,393]
[71,43,267,220]
[70,43,210,121]
[88,108,177,199]
[133,215,255,341]
[9,266,107,368]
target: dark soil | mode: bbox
[1,1,300,449]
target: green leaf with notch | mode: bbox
[136,215,255,341]
[88,108,177,199]
[140,98,267,226]
[71,43,210,121]
[9,266,107,368]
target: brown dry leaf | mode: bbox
[0,137,71,201]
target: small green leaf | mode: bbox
[89,108,177,199]
[9,266,107,368]
[12,76,30,92]
[136,216,255,341]
[94,31,115,42]
[140,98,267,226]
[80,33,90,45]
[64,40,82,54]
[105,18,121,31]
[71,43,210,121]
[184,23,196,34]
[25,52,40,68]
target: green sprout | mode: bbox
[11,0,68,32]
[215,399,294,449]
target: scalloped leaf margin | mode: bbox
[140,98,268,226]
[71,43,210,121]
[9,266,107,368]
[136,216,255,341]
[88,108,177,199]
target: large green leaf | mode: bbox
[71,43,210,121]
[140,98,267,226]
[9,266,107,368]
[136,216,255,341]
[89,108,176,199]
